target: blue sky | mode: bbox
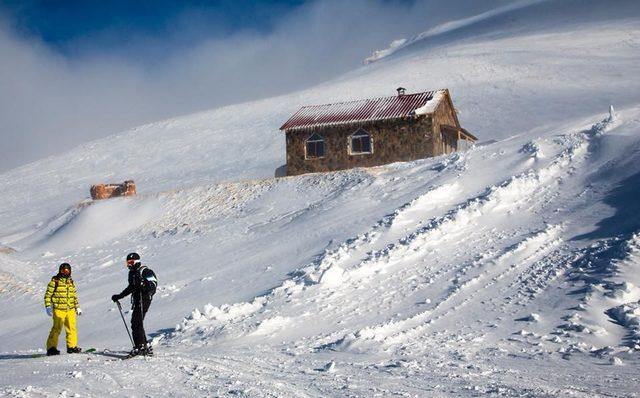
[0,0,511,171]
[1,0,306,60]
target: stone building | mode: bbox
[278,88,476,176]
[90,180,136,200]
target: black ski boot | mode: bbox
[67,347,82,354]
[127,346,143,358]
[46,347,60,356]
[143,345,154,356]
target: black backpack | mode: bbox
[139,266,158,298]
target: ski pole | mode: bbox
[116,301,135,348]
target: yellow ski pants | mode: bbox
[46,309,77,349]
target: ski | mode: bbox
[28,353,46,359]
[111,352,153,360]
[120,349,154,360]
[18,348,136,359]
[82,348,132,360]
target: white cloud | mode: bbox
[0,0,512,171]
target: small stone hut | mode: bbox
[278,88,476,176]
[90,180,136,200]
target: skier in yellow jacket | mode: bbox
[44,263,82,355]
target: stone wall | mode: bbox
[282,91,466,176]
[285,116,436,176]
[90,180,137,200]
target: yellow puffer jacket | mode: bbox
[44,276,79,311]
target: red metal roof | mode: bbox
[280,90,443,131]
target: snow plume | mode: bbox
[0,0,513,172]
[364,0,550,63]
[580,105,619,139]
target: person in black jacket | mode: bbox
[111,252,157,357]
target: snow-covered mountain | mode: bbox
[1,1,640,396]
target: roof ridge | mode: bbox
[299,90,440,109]
[280,89,448,131]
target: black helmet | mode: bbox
[59,263,71,276]
[126,252,141,268]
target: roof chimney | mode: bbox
[396,87,406,97]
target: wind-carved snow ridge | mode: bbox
[520,140,545,160]
[609,302,640,350]
[587,105,618,136]
[602,233,640,349]
[171,181,455,324]
[313,113,619,353]
[173,298,268,339]
[299,182,462,287]
[171,268,334,343]
[332,224,564,353]
[364,0,549,64]
[557,233,637,344]
[168,181,462,342]
[171,110,615,348]
[363,39,407,64]
[343,124,593,280]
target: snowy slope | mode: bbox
[1,1,640,396]
[364,0,640,64]
[1,0,638,238]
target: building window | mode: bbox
[305,133,325,159]
[349,128,373,155]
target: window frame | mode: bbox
[304,133,325,160]
[348,128,373,156]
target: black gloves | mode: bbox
[111,294,121,302]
